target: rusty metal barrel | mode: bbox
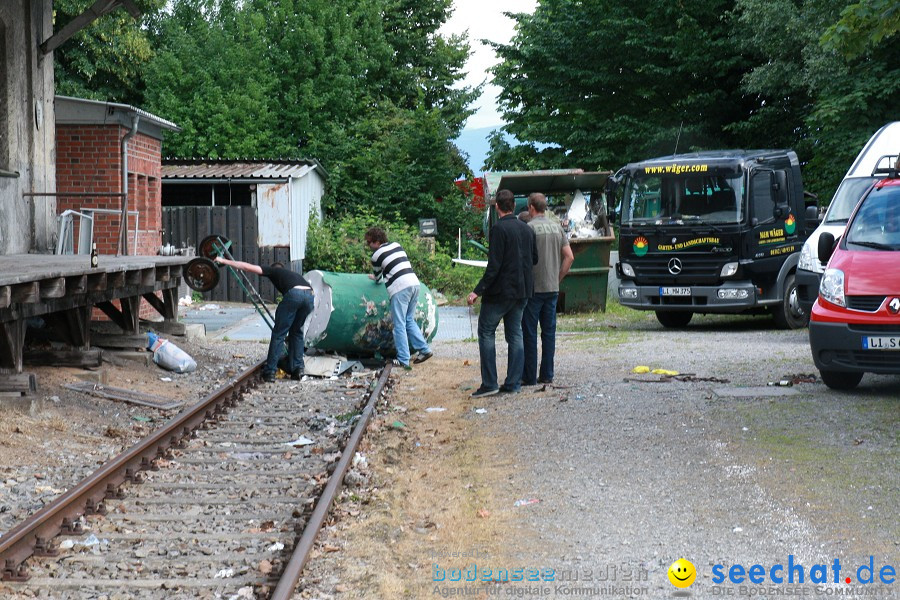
[304,270,439,357]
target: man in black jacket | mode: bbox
[467,189,538,397]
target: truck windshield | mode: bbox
[621,172,744,225]
[823,177,877,224]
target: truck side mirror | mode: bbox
[817,232,837,264]
[805,205,820,231]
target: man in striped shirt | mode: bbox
[366,227,433,370]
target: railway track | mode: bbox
[0,361,391,599]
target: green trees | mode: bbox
[487,0,899,202]
[54,0,478,246]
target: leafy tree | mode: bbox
[821,0,900,58]
[488,0,754,172]
[735,0,900,198]
[52,0,165,103]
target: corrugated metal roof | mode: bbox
[56,95,181,132]
[162,159,327,180]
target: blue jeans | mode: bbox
[390,285,431,365]
[522,292,558,384]
[477,298,528,391]
[265,288,315,376]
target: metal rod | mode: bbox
[23,192,126,197]
[270,364,392,600]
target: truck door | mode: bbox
[747,168,801,263]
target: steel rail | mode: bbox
[0,360,265,581]
[270,363,392,600]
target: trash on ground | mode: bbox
[391,420,406,429]
[285,436,314,447]
[214,568,235,579]
[474,408,487,415]
[303,355,364,378]
[767,380,793,387]
[651,368,679,376]
[632,365,651,374]
[514,498,540,507]
[425,407,446,412]
[147,332,197,373]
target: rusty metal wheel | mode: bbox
[183,257,221,292]
[198,235,230,260]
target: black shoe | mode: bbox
[291,368,304,380]
[262,371,276,383]
[521,379,538,386]
[537,378,553,384]
[471,386,499,398]
[413,351,433,364]
[499,385,521,394]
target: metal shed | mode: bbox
[161,159,327,301]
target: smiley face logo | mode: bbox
[668,558,697,588]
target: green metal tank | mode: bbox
[304,270,439,357]
[558,235,616,312]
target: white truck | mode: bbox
[796,122,900,314]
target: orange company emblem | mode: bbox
[633,236,649,256]
[784,213,796,234]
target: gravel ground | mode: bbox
[1,303,896,600]
[299,304,898,599]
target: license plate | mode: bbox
[862,336,900,350]
[660,287,691,297]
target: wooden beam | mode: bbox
[0,318,25,372]
[39,277,66,299]
[66,275,87,295]
[108,271,126,289]
[0,286,9,309]
[40,0,141,55]
[11,282,39,304]
[0,373,36,394]
[24,349,102,368]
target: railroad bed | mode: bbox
[0,363,389,599]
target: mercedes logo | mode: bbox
[668,258,683,275]
[889,297,900,314]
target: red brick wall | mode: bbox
[56,123,166,321]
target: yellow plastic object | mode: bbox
[632,365,651,374]
[652,368,679,376]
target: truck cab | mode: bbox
[613,150,812,328]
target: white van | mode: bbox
[796,121,900,315]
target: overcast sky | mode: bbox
[441,0,537,130]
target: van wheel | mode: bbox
[772,274,808,329]
[655,311,692,328]
[819,370,863,390]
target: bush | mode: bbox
[303,209,481,299]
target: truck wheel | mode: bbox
[655,311,692,328]
[819,370,863,390]
[772,273,808,329]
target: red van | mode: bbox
[809,173,900,390]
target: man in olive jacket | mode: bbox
[467,189,538,397]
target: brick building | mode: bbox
[55,95,180,258]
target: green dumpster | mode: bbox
[558,235,615,312]
[304,270,439,357]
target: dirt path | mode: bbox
[300,312,899,599]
